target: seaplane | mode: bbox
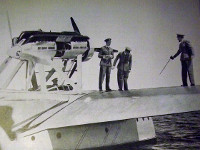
[0,15,200,150]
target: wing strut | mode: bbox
[0,57,12,74]
[2,60,24,89]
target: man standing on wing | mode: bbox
[170,34,195,87]
[113,47,132,91]
[98,38,114,92]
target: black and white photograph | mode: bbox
[0,0,200,149]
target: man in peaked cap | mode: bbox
[170,34,195,86]
[104,38,111,42]
[113,47,132,91]
[98,38,114,92]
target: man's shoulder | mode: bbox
[128,52,132,56]
[183,40,190,43]
[116,52,123,56]
[101,46,112,49]
[127,53,132,59]
[181,40,190,46]
[100,46,106,49]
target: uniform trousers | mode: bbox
[181,60,195,86]
[99,65,111,90]
[117,69,129,90]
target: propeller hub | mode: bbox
[7,45,22,59]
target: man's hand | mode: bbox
[111,66,115,70]
[103,55,107,59]
[103,55,112,59]
[107,55,112,59]
[170,56,174,60]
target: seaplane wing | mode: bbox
[1,86,200,137]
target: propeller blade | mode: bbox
[69,61,77,78]
[6,11,13,41]
[70,17,80,34]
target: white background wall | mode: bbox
[0,0,199,90]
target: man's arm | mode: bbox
[98,49,104,59]
[113,53,120,66]
[129,54,132,70]
[110,50,114,59]
[170,49,181,60]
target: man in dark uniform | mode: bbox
[113,47,132,91]
[98,38,114,91]
[170,34,195,86]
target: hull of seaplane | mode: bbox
[11,118,155,150]
[0,86,200,150]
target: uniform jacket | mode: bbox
[98,46,114,67]
[173,40,194,61]
[113,51,132,71]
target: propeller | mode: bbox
[6,11,13,43]
[70,17,80,34]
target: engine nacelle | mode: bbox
[55,35,93,61]
[8,39,93,65]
